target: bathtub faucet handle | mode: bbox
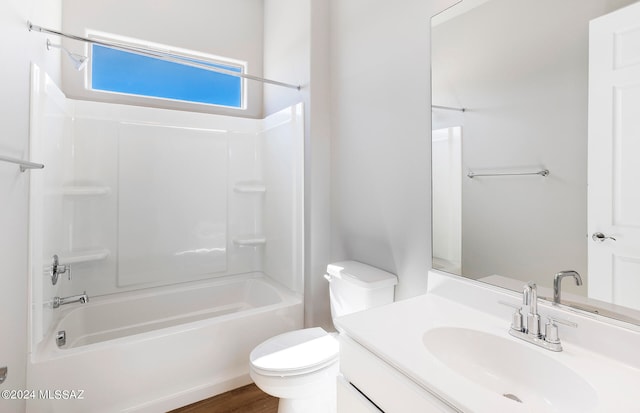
[50,254,71,285]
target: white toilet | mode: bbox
[249,261,398,413]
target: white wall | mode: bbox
[305,0,332,328]
[264,0,335,329]
[263,0,310,117]
[328,0,457,302]
[0,0,61,411]
[62,0,265,118]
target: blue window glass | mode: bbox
[91,44,243,108]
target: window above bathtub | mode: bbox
[88,33,246,110]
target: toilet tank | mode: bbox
[326,261,398,321]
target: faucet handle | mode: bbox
[498,301,524,332]
[544,316,577,345]
[50,254,71,285]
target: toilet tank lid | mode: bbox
[326,261,398,289]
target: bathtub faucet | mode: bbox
[53,291,89,309]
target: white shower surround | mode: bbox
[27,65,304,411]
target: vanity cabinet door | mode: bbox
[337,376,383,413]
[339,335,459,413]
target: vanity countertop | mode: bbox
[335,272,640,413]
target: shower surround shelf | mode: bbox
[57,249,111,265]
[233,236,266,246]
[233,181,266,193]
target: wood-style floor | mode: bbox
[168,384,278,413]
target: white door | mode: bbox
[588,1,640,310]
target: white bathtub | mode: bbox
[26,273,303,413]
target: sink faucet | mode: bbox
[553,270,583,304]
[53,292,89,309]
[500,281,577,352]
[523,281,541,337]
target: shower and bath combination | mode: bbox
[26,64,304,412]
[27,19,305,412]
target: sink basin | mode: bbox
[423,327,598,412]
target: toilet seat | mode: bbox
[250,327,339,377]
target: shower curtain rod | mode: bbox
[28,22,302,91]
[0,154,44,172]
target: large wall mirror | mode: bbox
[431,0,640,324]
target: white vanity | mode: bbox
[335,271,640,413]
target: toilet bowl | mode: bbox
[249,261,397,413]
[250,327,339,413]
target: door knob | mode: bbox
[592,232,616,242]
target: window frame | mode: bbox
[85,31,248,110]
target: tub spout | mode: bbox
[53,291,89,309]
